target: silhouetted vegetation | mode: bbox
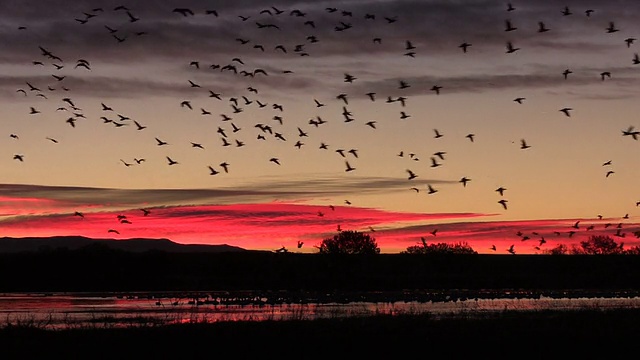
[3,247,640,293]
[2,308,638,358]
[402,238,478,254]
[543,235,640,255]
[317,230,380,254]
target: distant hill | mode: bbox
[0,236,248,253]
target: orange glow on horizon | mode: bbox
[0,200,638,254]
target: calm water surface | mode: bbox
[2,290,640,329]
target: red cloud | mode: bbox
[0,202,637,254]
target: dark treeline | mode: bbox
[3,247,640,293]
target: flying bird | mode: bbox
[506,41,520,53]
[505,19,517,32]
[173,8,195,16]
[345,161,356,172]
[606,22,619,33]
[622,126,639,140]
[537,21,550,33]
[166,157,178,165]
[559,107,572,117]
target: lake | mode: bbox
[3,289,640,329]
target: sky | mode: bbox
[1,0,639,254]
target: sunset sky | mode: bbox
[1,0,639,254]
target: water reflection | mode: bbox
[2,291,640,329]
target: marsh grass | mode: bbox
[2,307,640,358]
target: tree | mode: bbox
[317,230,380,254]
[623,246,640,255]
[571,235,624,255]
[402,238,477,254]
[544,244,568,255]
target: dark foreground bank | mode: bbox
[2,249,640,292]
[2,308,639,358]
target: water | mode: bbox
[2,290,640,329]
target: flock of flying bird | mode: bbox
[6,2,640,254]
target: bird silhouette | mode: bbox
[427,184,438,194]
[560,107,572,117]
[520,139,531,149]
[173,8,195,16]
[208,166,220,175]
[498,199,508,209]
[166,157,179,165]
[126,11,140,22]
[506,41,520,53]
[459,177,471,187]
[625,37,636,48]
[345,161,356,172]
[622,126,640,140]
[537,21,550,33]
[505,19,517,31]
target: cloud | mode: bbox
[1,0,636,99]
[0,176,456,215]
[1,197,637,254]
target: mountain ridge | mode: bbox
[0,236,248,253]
